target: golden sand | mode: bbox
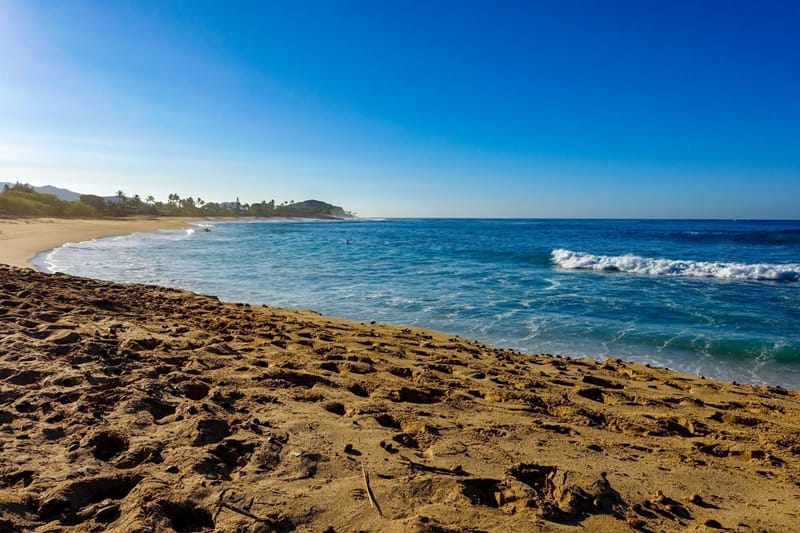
[1,263,799,531]
[0,217,194,268]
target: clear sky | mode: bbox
[1,0,798,218]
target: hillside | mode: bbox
[0,183,353,219]
[273,199,351,219]
[0,183,81,202]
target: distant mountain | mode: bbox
[1,182,82,202]
[37,185,82,202]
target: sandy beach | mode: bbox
[0,217,195,269]
[1,221,800,531]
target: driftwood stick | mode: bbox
[213,489,228,522]
[214,489,265,522]
[399,455,467,475]
[219,501,264,521]
[361,461,383,516]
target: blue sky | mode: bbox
[1,0,798,217]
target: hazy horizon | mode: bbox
[1,1,798,218]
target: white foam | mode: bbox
[551,249,800,282]
[33,228,197,275]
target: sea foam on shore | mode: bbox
[2,263,800,531]
[32,218,800,388]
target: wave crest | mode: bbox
[551,249,800,282]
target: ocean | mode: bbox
[33,219,800,389]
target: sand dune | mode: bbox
[1,264,799,531]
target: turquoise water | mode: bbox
[34,219,800,388]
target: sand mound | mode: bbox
[1,264,799,531]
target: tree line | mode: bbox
[0,183,349,218]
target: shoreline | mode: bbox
[0,216,203,269]
[0,216,352,270]
[1,219,799,529]
[1,263,799,531]
[4,216,796,392]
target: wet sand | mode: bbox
[0,217,195,268]
[1,260,800,531]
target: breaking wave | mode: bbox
[551,249,800,282]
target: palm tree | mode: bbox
[164,194,179,215]
[180,197,196,212]
[113,190,127,214]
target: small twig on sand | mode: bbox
[213,489,229,522]
[219,501,265,521]
[361,461,383,516]
[214,489,265,522]
[399,455,467,475]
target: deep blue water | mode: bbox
[34,219,800,389]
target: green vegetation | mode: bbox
[0,183,353,219]
[0,183,93,217]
